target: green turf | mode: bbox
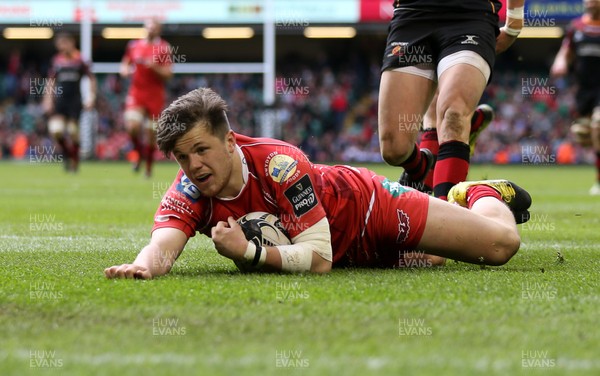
[0,161,598,375]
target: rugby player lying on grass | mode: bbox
[105,88,532,278]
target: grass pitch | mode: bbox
[0,161,598,375]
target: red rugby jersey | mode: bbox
[151,134,388,264]
[123,38,171,96]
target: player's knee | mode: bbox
[379,132,413,165]
[438,104,471,141]
[487,230,521,266]
[48,117,65,136]
[124,110,144,130]
[67,121,78,137]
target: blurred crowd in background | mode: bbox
[0,53,594,165]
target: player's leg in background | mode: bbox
[144,97,166,178]
[419,91,495,194]
[48,115,70,171]
[433,56,488,200]
[66,118,79,172]
[124,106,146,173]
[144,112,157,178]
[378,69,436,189]
[420,91,438,192]
[590,106,600,195]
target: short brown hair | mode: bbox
[54,31,75,41]
[156,87,230,156]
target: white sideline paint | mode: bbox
[1,350,599,370]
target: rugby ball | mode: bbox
[235,212,291,272]
[237,212,291,247]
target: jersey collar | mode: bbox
[216,145,248,201]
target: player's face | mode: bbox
[172,124,236,198]
[584,0,600,16]
[55,37,74,54]
[144,19,161,38]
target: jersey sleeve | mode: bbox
[261,147,327,239]
[152,169,208,238]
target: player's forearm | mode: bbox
[132,243,172,277]
[151,64,173,81]
[241,218,333,273]
[551,51,568,72]
[133,227,187,277]
[506,0,525,8]
[42,82,55,104]
[258,246,331,274]
[119,60,130,77]
[503,0,525,37]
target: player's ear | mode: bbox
[225,130,236,154]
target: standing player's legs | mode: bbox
[64,100,82,172]
[65,118,80,172]
[124,99,146,173]
[378,69,436,188]
[420,92,495,193]
[590,106,600,195]
[419,91,439,192]
[379,17,438,189]
[143,98,164,178]
[433,55,488,200]
[48,114,71,171]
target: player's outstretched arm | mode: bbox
[211,217,332,274]
[104,227,188,279]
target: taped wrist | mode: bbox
[503,6,524,36]
[243,241,267,268]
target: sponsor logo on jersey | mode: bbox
[396,209,410,244]
[176,173,201,201]
[265,153,298,184]
[284,174,318,217]
[380,178,412,198]
[387,41,408,57]
[461,35,479,45]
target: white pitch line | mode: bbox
[1,350,599,370]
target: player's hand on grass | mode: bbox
[104,264,152,279]
[211,217,249,261]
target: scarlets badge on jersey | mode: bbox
[265,153,298,184]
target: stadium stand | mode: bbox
[0,56,595,165]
